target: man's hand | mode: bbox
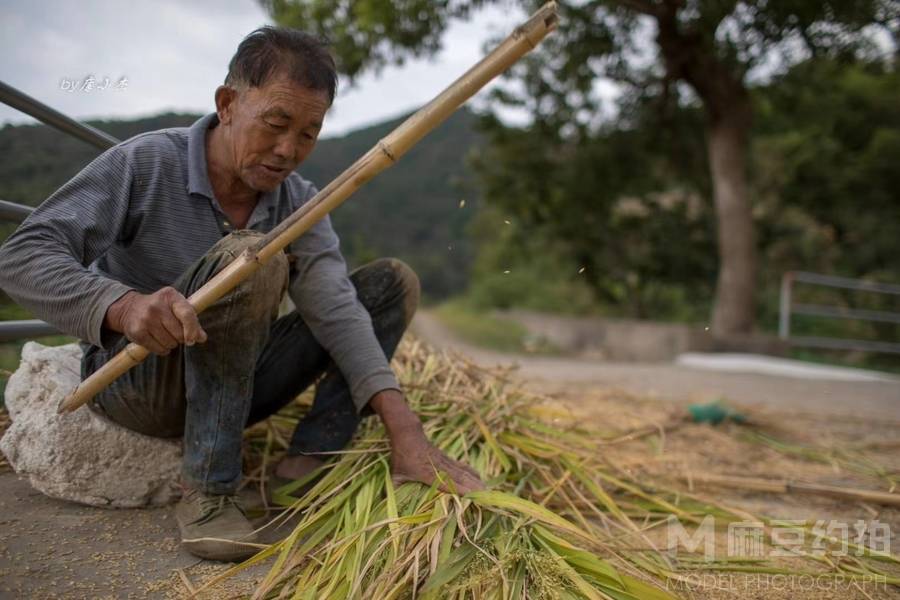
[369,389,484,495]
[104,287,207,355]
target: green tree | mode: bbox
[264,0,897,335]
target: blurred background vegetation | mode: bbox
[1,1,899,382]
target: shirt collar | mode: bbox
[186,112,218,199]
[186,112,280,226]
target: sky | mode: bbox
[0,0,525,137]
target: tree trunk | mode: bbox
[654,6,758,336]
[707,107,757,336]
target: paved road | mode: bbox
[410,311,900,421]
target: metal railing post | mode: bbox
[778,271,793,340]
[778,270,900,355]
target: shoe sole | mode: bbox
[181,536,261,562]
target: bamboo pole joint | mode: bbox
[377,141,397,163]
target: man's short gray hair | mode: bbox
[225,26,337,103]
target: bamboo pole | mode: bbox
[58,2,559,414]
[684,473,900,508]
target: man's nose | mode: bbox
[273,136,296,161]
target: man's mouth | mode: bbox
[261,164,286,175]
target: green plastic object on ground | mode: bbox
[687,400,747,425]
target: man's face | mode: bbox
[217,72,330,193]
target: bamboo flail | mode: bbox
[57,2,559,414]
[684,473,900,507]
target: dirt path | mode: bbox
[0,473,279,599]
[410,310,900,421]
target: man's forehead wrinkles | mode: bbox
[258,106,328,130]
[268,90,328,107]
[261,93,327,112]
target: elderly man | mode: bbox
[0,27,482,561]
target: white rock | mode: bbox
[1,342,182,507]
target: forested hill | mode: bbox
[300,109,482,299]
[0,109,482,300]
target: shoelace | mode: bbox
[193,493,246,525]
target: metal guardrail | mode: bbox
[0,80,119,150]
[0,320,59,343]
[0,199,33,222]
[779,271,900,355]
[1,80,120,341]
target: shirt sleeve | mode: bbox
[286,185,400,413]
[0,145,135,348]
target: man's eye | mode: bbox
[266,121,286,130]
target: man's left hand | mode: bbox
[369,389,484,495]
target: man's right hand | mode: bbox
[104,287,207,355]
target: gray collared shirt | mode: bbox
[0,113,399,412]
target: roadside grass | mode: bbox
[433,300,560,355]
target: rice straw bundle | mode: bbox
[207,340,899,599]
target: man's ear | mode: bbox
[214,85,239,125]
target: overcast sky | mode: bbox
[1,0,524,137]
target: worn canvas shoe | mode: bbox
[175,488,260,561]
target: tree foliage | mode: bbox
[754,57,900,280]
[261,0,490,77]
